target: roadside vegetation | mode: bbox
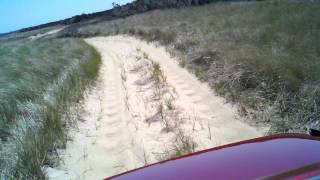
[137,51,197,161]
[0,36,101,179]
[64,0,320,133]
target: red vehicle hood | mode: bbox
[107,134,320,180]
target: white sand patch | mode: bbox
[46,36,264,179]
[29,28,63,40]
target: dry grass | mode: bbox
[171,129,197,157]
[65,0,320,133]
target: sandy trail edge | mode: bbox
[45,36,265,179]
[28,28,63,40]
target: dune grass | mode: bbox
[0,37,101,179]
[68,0,320,133]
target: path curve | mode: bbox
[46,36,263,179]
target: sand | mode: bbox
[29,28,63,40]
[45,36,264,180]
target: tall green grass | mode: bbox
[0,38,101,178]
[65,0,320,133]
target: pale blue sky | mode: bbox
[0,0,133,33]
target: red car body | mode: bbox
[107,134,320,180]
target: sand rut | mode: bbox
[46,36,263,180]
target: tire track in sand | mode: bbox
[103,36,262,146]
[46,36,265,180]
[45,39,136,180]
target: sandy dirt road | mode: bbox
[46,36,263,179]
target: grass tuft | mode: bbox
[0,37,101,179]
